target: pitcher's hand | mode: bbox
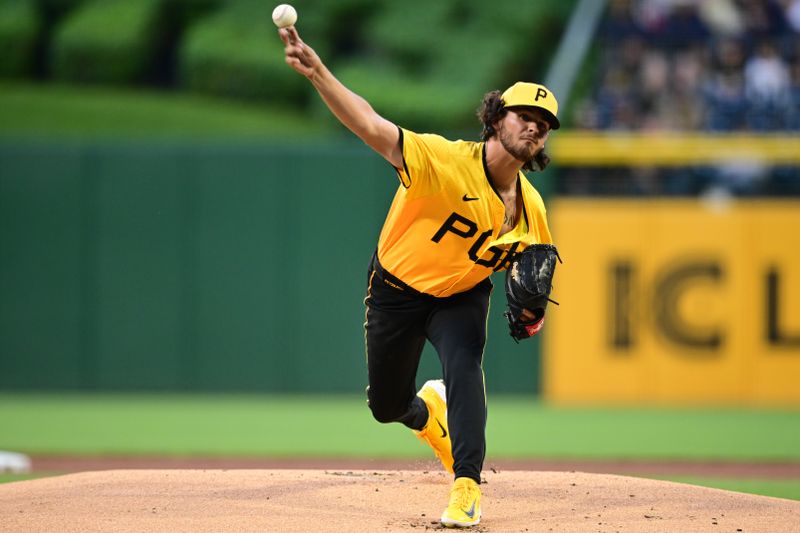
[279,26,322,80]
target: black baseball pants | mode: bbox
[363,252,491,484]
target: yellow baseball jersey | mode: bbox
[377,128,553,297]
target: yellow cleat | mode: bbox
[413,379,454,474]
[441,477,482,528]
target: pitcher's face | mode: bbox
[496,107,551,163]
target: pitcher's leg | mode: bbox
[364,271,429,429]
[426,281,491,483]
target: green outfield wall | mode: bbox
[0,141,550,393]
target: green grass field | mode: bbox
[1,394,799,499]
[2,394,799,459]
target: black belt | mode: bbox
[369,250,491,298]
[369,251,426,296]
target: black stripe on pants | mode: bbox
[364,253,491,484]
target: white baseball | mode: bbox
[272,4,297,28]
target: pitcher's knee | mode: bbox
[370,407,396,423]
[367,399,408,424]
[366,387,410,423]
[368,399,408,423]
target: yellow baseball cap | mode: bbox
[501,82,560,130]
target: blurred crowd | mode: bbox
[560,0,800,197]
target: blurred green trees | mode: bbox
[0,0,574,131]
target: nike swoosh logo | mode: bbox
[436,419,447,439]
[462,194,479,202]
[465,501,476,518]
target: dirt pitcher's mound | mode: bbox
[1,469,798,532]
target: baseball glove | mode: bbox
[504,243,561,342]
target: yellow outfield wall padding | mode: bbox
[545,199,800,405]
[549,132,800,166]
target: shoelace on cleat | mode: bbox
[450,482,477,511]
